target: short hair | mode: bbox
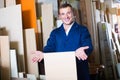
[58,3,73,14]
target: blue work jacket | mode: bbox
[43,22,93,80]
[43,22,93,55]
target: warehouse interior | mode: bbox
[0,0,120,80]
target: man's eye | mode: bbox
[61,13,65,15]
[67,12,71,14]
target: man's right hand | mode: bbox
[31,51,44,63]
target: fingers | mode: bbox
[75,52,88,60]
[31,51,44,63]
[82,46,89,50]
[75,46,89,60]
[32,56,43,63]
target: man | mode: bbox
[32,3,93,80]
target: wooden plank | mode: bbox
[0,0,4,8]
[44,52,77,80]
[24,28,39,78]
[98,22,116,80]
[90,1,101,63]
[40,75,46,80]
[0,36,10,80]
[36,0,58,18]
[18,72,26,78]
[10,49,19,78]
[27,74,36,80]
[0,27,8,35]
[36,19,43,50]
[0,4,25,72]
[41,4,54,46]
[11,77,28,80]
[5,0,16,7]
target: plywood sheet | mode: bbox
[41,4,54,46]
[0,4,25,71]
[0,36,10,80]
[0,0,4,8]
[24,28,39,78]
[10,49,18,78]
[44,52,77,80]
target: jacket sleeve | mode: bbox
[80,27,93,55]
[43,30,56,52]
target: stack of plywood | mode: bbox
[0,4,25,72]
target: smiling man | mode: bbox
[32,3,93,80]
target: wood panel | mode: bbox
[98,22,116,80]
[0,36,10,80]
[0,4,25,72]
[24,28,39,79]
[41,4,54,46]
[5,0,16,7]
[27,74,36,80]
[11,78,28,80]
[44,52,77,80]
[0,0,4,8]
[10,49,18,78]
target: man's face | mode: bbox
[59,7,74,25]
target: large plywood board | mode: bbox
[44,52,77,80]
[41,4,54,46]
[24,28,39,78]
[0,4,25,71]
[0,36,10,80]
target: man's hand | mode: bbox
[75,46,89,60]
[31,51,44,63]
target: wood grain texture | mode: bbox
[0,36,10,80]
[24,28,39,78]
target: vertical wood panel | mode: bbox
[41,4,54,46]
[0,0,4,8]
[24,28,39,79]
[5,0,16,7]
[10,49,18,78]
[0,36,10,80]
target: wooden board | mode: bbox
[36,0,58,18]
[0,0,4,8]
[27,74,36,80]
[24,28,39,78]
[0,4,25,72]
[5,0,16,7]
[10,49,18,78]
[11,78,28,80]
[0,36,10,80]
[41,4,54,46]
[44,52,77,80]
